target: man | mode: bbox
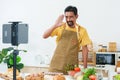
[43,5,91,74]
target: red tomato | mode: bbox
[68,70,76,76]
[74,67,80,72]
[89,75,96,80]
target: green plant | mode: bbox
[0,47,27,72]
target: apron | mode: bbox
[49,25,79,74]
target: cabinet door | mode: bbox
[78,52,96,66]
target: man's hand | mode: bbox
[54,14,64,28]
[43,14,64,39]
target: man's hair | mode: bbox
[64,5,78,15]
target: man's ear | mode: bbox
[76,14,78,19]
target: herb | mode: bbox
[83,68,96,80]
[64,64,79,72]
[64,64,74,72]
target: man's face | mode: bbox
[65,11,78,27]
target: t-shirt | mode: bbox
[51,23,92,48]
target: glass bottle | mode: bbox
[98,44,103,52]
[97,65,103,80]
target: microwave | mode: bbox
[96,52,120,67]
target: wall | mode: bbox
[0,0,120,66]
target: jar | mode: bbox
[98,44,103,52]
[102,46,107,52]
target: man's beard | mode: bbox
[67,21,74,27]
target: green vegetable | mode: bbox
[114,74,120,80]
[83,68,96,80]
[64,64,74,72]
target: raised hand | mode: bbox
[43,14,64,38]
[54,14,64,28]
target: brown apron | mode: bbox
[49,26,79,74]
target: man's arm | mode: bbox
[42,25,57,39]
[43,15,64,39]
[82,45,89,68]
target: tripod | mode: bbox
[2,21,28,80]
[13,49,19,80]
[9,22,21,80]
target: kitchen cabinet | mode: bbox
[78,51,96,66]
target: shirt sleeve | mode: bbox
[50,26,64,44]
[80,29,92,46]
[51,23,65,37]
[50,27,59,37]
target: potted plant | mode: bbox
[0,47,27,72]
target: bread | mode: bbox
[0,73,22,80]
[0,68,22,80]
[53,74,66,80]
[4,68,20,77]
[25,72,44,80]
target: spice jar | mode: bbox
[102,46,107,52]
[98,44,103,52]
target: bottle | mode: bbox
[102,46,107,52]
[98,44,103,52]
[96,65,103,80]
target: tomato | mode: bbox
[89,75,96,80]
[68,70,76,76]
[74,67,81,72]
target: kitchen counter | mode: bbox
[21,65,49,73]
[0,73,110,80]
[0,64,117,80]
